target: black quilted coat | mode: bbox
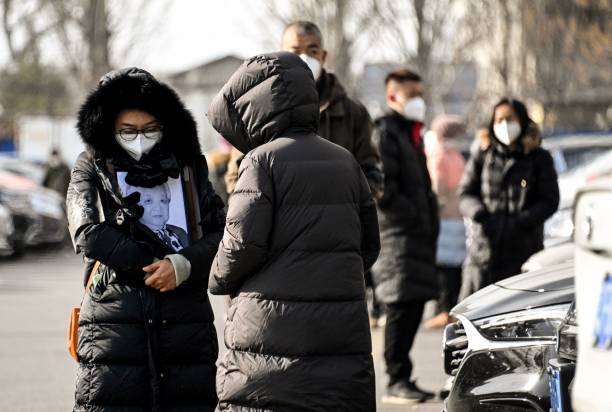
[371,111,440,304]
[66,68,225,411]
[206,52,381,412]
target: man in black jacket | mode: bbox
[372,69,439,404]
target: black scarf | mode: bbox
[110,145,181,188]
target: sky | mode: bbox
[112,0,279,74]
[0,0,420,78]
[0,0,282,75]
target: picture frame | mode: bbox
[117,171,191,251]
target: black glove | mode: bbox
[473,208,490,223]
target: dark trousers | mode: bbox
[384,300,426,386]
[365,269,383,317]
[437,266,462,312]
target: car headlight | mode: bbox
[474,304,570,341]
[29,191,65,219]
[557,303,577,360]
[0,190,30,213]
[0,203,13,234]
[545,209,574,240]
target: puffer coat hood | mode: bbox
[207,52,319,154]
[207,52,380,412]
[77,67,202,161]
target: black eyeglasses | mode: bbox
[116,125,163,141]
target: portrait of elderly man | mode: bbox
[124,182,189,251]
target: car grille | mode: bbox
[444,320,468,376]
[10,213,30,241]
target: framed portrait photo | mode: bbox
[117,172,190,251]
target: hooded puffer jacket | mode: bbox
[207,52,380,412]
[66,68,225,411]
[459,124,559,298]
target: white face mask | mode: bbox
[299,54,322,80]
[115,131,161,161]
[402,96,426,122]
[493,120,521,146]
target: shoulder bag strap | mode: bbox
[183,164,203,242]
[84,261,101,296]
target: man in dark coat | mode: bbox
[225,21,383,199]
[207,52,381,412]
[458,98,559,299]
[66,68,225,411]
[372,69,439,404]
[42,148,71,197]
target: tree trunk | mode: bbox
[83,0,111,85]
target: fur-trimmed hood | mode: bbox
[478,121,542,154]
[77,67,202,162]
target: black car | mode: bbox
[443,262,574,412]
[0,170,67,249]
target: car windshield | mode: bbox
[563,147,612,171]
[544,135,612,174]
[563,149,612,179]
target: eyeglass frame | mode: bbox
[116,125,163,141]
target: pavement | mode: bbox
[0,247,446,411]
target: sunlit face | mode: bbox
[386,80,424,112]
[138,186,170,231]
[281,28,327,65]
[494,103,519,124]
[115,110,160,135]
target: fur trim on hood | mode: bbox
[77,67,202,162]
[478,121,542,154]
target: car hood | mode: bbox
[522,241,574,272]
[452,262,574,321]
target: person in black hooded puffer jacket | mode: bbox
[206,52,381,412]
[66,67,225,411]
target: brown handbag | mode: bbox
[67,261,101,362]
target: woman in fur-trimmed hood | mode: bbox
[458,98,559,300]
[67,67,225,411]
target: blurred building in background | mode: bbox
[166,55,243,153]
[15,116,81,164]
[464,0,611,131]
